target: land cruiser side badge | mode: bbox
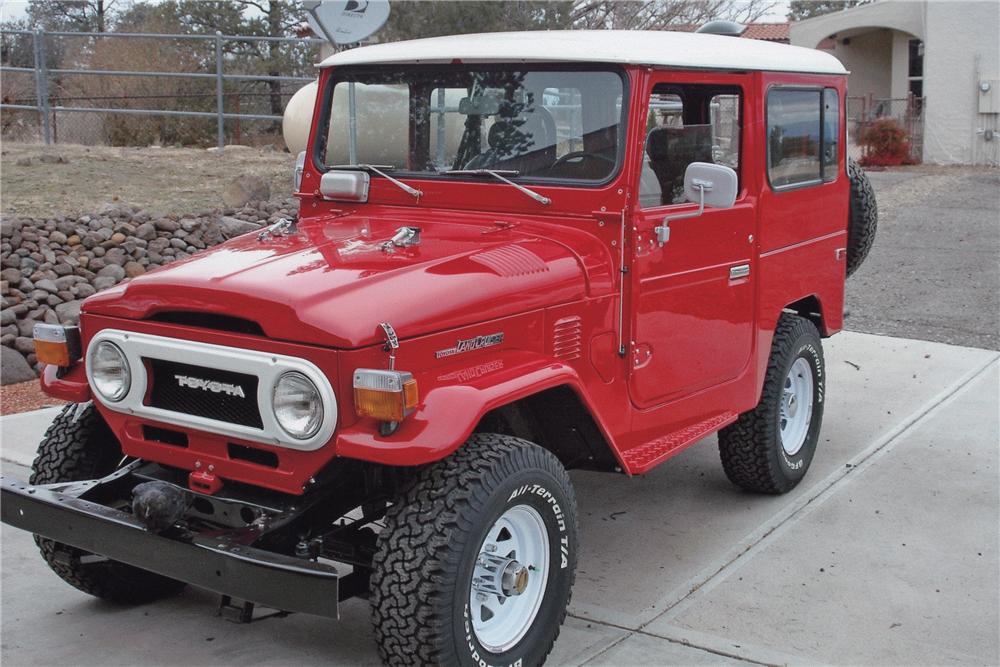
[435,332,504,359]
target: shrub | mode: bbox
[858,117,915,167]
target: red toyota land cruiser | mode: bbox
[3,30,876,667]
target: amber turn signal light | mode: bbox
[353,369,419,423]
[33,324,81,368]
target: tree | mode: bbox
[570,0,778,30]
[787,0,870,21]
[27,0,117,33]
[379,2,576,42]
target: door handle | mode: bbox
[729,264,750,280]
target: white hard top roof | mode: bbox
[318,30,847,75]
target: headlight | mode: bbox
[272,372,323,439]
[90,341,130,402]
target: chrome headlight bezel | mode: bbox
[271,371,324,440]
[89,340,131,402]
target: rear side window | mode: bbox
[767,87,840,189]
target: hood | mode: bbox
[83,210,598,349]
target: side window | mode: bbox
[767,87,841,189]
[767,89,822,187]
[822,88,839,181]
[710,94,741,170]
[640,86,741,208]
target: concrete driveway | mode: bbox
[2,331,998,666]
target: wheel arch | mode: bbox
[474,384,621,472]
[782,294,830,336]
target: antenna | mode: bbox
[695,20,746,37]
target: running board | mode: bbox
[621,412,738,473]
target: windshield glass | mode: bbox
[318,66,626,182]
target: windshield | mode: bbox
[317,66,626,183]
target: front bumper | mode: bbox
[1,475,346,619]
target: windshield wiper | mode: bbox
[328,164,422,201]
[440,169,550,206]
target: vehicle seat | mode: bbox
[646,125,713,205]
[464,109,557,174]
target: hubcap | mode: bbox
[470,504,549,653]
[779,357,814,457]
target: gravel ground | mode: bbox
[1,143,295,218]
[846,165,1000,350]
[0,380,63,414]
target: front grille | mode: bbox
[148,359,262,429]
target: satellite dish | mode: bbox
[303,0,390,45]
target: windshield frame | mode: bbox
[311,63,631,190]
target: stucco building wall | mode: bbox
[922,0,999,165]
[791,0,999,165]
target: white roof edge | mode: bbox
[318,30,847,75]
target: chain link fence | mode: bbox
[1,29,323,152]
[847,93,925,163]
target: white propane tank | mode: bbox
[282,81,468,166]
[282,80,318,155]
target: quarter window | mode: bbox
[767,87,840,188]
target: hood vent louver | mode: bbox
[552,316,583,361]
[470,244,549,278]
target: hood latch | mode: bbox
[381,226,421,252]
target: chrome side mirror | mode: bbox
[655,162,738,246]
[319,169,370,202]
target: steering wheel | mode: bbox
[550,151,615,169]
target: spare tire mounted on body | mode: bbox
[846,157,878,278]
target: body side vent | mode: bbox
[552,316,583,361]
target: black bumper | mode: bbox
[1,475,343,619]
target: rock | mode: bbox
[135,222,157,240]
[1,346,36,384]
[49,230,68,245]
[96,264,126,282]
[52,263,73,276]
[38,153,67,164]
[123,261,145,278]
[0,268,21,283]
[54,300,81,324]
[155,219,180,232]
[93,276,117,292]
[16,317,35,337]
[218,216,263,239]
[14,156,32,167]
[0,309,13,326]
[35,278,59,293]
[75,283,96,298]
[13,335,35,355]
[110,232,127,245]
[222,175,270,208]
[66,234,81,246]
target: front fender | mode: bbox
[333,350,583,466]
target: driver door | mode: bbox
[629,77,756,410]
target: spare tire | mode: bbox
[846,157,878,277]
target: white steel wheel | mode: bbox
[779,357,814,456]
[469,504,550,653]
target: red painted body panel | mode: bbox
[45,64,850,495]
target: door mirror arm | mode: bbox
[655,162,738,247]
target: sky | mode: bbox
[0,1,793,26]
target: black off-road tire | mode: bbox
[370,433,578,667]
[846,157,878,278]
[718,315,825,494]
[29,402,187,603]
